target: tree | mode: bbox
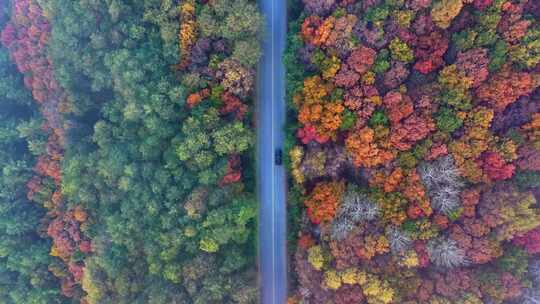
[304,181,345,224]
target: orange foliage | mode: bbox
[355,235,390,260]
[402,170,432,217]
[370,168,404,193]
[186,88,210,108]
[346,127,396,168]
[297,76,343,139]
[476,66,539,112]
[301,15,335,46]
[304,181,345,224]
[522,113,540,144]
[73,207,88,222]
[461,188,480,218]
[178,0,197,69]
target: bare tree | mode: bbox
[387,227,412,254]
[418,155,464,215]
[427,237,469,268]
[331,189,379,240]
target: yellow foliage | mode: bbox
[362,71,376,85]
[362,274,395,304]
[449,107,496,183]
[50,245,60,257]
[430,296,453,304]
[322,55,341,80]
[458,293,483,304]
[356,271,368,286]
[290,146,305,185]
[431,0,463,29]
[497,139,518,162]
[523,113,540,146]
[341,268,358,285]
[302,76,332,104]
[178,0,197,66]
[307,245,325,270]
[324,270,342,290]
[498,193,540,241]
[399,250,420,268]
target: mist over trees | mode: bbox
[1,0,262,302]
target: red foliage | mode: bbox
[513,228,540,254]
[332,285,365,304]
[461,188,480,218]
[407,204,424,219]
[476,66,538,112]
[499,272,523,301]
[297,124,330,144]
[220,92,247,120]
[478,152,515,181]
[68,263,84,282]
[426,143,448,160]
[301,15,331,46]
[219,155,242,187]
[390,114,436,150]
[79,241,92,254]
[516,145,540,171]
[383,91,414,125]
[383,62,409,89]
[2,1,90,299]
[413,31,449,74]
[414,241,430,268]
[298,233,315,250]
[344,85,379,127]
[35,156,62,184]
[455,48,490,88]
[347,45,376,75]
[333,65,360,88]
[474,0,493,10]
[434,214,449,229]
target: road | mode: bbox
[257,0,287,303]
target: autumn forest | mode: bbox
[0,0,539,303]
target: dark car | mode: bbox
[275,148,282,165]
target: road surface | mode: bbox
[257,0,287,303]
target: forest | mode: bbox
[0,0,262,303]
[285,0,540,303]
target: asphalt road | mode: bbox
[257,0,287,303]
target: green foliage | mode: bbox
[435,107,463,134]
[389,38,414,63]
[514,171,540,190]
[340,109,357,130]
[212,122,253,155]
[369,110,390,127]
[497,246,529,279]
[510,26,540,68]
[373,49,391,74]
[364,5,390,24]
[398,151,418,169]
[0,10,66,301]
[45,0,261,302]
[489,39,508,72]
